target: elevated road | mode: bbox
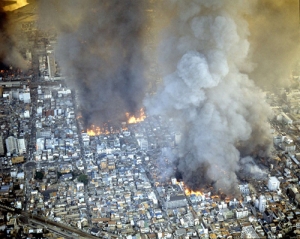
[21,212,100,239]
[28,218,73,239]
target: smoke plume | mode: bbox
[145,0,275,195]
[0,4,28,69]
[249,0,300,88]
[239,156,268,180]
[37,0,148,126]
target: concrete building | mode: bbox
[236,208,249,219]
[267,177,280,191]
[36,129,51,139]
[165,194,187,209]
[36,138,45,154]
[46,46,56,79]
[241,225,260,239]
[24,110,30,118]
[0,136,5,156]
[17,139,26,155]
[259,195,266,213]
[5,136,18,155]
[239,184,250,195]
[282,141,296,152]
[273,135,282,145]
[19,92,31,103]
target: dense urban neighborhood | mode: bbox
[2,1,300,239]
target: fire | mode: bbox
[184,188,203,197]
[87,125,109,136]
[178,180,203,196]
[86,108,146,136]
[126,108,146,124]
[3,0,29,12]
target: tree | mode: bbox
[57,171,62,178]
[78,174,88,185]
[35,171,44,180]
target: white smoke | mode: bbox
[240,156,267,179]
[145,0,272,194]
[157,147,177,182]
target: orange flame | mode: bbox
[126,108,146,124]
[3,0,28,12]
[86,109,146,135]
[184,188,203,196]
[87,125,110,136]
[178,181,203,196]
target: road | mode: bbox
[28,218,73,239]
[22,212,100,239]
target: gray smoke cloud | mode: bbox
[158,147,177,182]
[0,5,28,69]
[248,0,300,88]
[239,156,268,180]
[37,0,148,126]
[145,0,273,195]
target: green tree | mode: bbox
[78,174,88,185]
[57,171,62,178]
[35,171,44,180]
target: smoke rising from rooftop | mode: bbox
[38,0,148,126]
[145,0,275,194]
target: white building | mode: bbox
[17,172,24,179]
[17,139,26,155]
[282,142,296,152]
[58,88,71,95]
[5,136,18,155]
[259,195,266,213]
[241,225,260,239]
[76,182,84,191]
[268,177,280,191]
[24,110,30,118]
[37,106,43,116]
[36,138,45,154]
[236,208,249,219]
[239,184,250,195]
[171,177,177,185]
[19,92,31,103]
[82,133,90,142]
[148,191,158,204]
